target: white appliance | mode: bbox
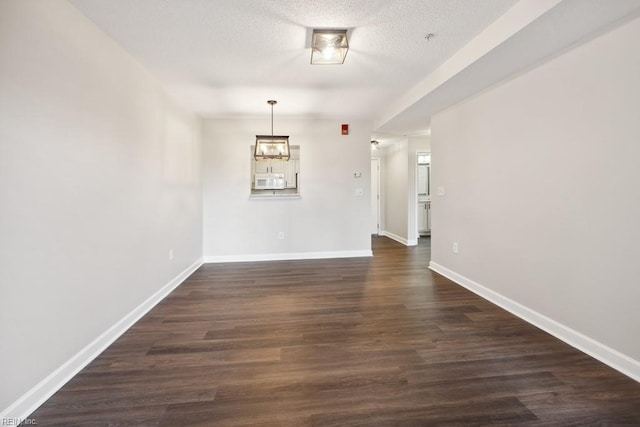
[254,173,285,190]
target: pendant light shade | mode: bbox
[255,100,290,161]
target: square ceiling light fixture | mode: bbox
[311,29,349,64]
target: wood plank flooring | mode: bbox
[29,236,640,426]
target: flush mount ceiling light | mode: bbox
[255,100,290,161]
[311,29,349,65]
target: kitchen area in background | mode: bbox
[250,145,300,197]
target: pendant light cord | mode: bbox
[267,99,277,136]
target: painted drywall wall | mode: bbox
[431,15,640,369]
[381,141,409,244]
[0,0,202,413]
[202,118,372,260]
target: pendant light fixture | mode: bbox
[254,100,290,161]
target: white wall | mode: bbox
[203,118,372,260]
[431,15,640,377]
[381,141,409,243]
[0,0,203,414]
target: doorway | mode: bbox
[416,152,431,237]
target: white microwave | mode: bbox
[254,173,285,190]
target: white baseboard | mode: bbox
[204,250,372,263]
[379,231,417,246]
[1,258,203,422]
[429,261,640,382]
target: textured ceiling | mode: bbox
[70,0,519,123]
[374,0,640,137]
[70,0,640,138]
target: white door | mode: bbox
[371,158,380,235]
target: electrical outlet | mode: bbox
[278,232,285,240]
[452,242,458,254]
[169,249,174,260]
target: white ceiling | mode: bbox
[71,0,640,138]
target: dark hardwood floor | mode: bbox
[29,236,640,426]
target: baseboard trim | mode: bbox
[1,258,204,421]
[379,231,417,246]
[204,250,372,263]
[429,261,640,382]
